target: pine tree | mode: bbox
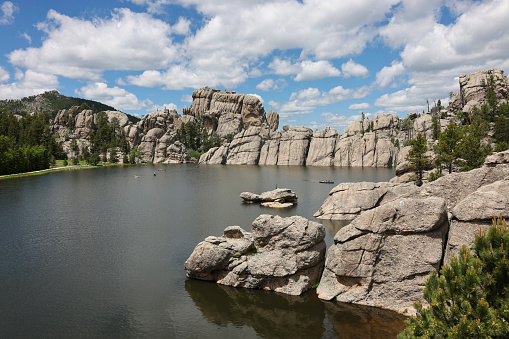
[399,216,509,338]
[406,133,429,185]
[457,116,490,171]
[434,122,462,174]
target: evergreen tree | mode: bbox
[457,116,490,171]
[406,133,429,185]
[434,122,463,174]
[431,114,440,140]
[399,216,509,338]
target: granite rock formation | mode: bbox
[184,215,326,296]
[315,157,509,313]
[240,188,297,204]
[317,197,448,314]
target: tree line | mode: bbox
[0,112,65,175]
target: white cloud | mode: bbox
[76,82,150,111]
[272,85,371,117]
[294,60,341,81]
[172,17,191,35]
[145,101,178,113]
[268,58,341,81]
[0,70,58,99]
[0,66,9,82]
[183,0,399,60]
[341,59,369,78]
[8,8,178,79]
[256,78,287,91]
[180,94,193,103]
[126,53,249,90]
[379,0,443,48]
[349,102,370,110]
[308,112,369,132]
[21,32,31,44]
[400,0,509,72]
[375,61,405,88]
[0,1,17,25]
[268,58,300,76]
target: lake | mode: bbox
[0,164,407,338]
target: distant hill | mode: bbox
[0,90,140,124]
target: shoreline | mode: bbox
[0,162,141,180]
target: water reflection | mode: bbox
[185,279,406,339]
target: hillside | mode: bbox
[0,90,139,124]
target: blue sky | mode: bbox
[1,0,508,132]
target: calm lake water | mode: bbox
[0,164,407,338]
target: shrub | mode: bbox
[495,141,508,153]
[399,216,509,338]
[427,170,443,182]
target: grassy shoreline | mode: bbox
[0,160,140,180]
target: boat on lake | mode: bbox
[320,180,334,184]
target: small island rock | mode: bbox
[185,214,326,296]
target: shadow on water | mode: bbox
[185,279,407,339]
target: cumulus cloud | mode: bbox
[341,59,369,78]
[256,78,287,91]
[180,94,193,103]
[268,58,341,81]
[375,61,405,88]
[0,70,58,99]
[374,0,509,113]
[308,112,371,132]
[145,101,178,113]
[270,85,370,117]
[0,66,9,82]
[76,82,150,111]
[126,53,249,90]
[349,102,371,110]
[400,0,509,72]
[0,1,17,25]
[21,32,31,44]
[9,8,178,79]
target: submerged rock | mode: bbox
[185,215,326,296]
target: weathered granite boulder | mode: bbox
[277,126,313,166]
[316,164,509,221]
[455,69,509,114]
[199,145,229,164]
[484,149,509,167]
[137,109,178,133]
[306,128,338,166]
[185,215,326,295]
[317,197,448,314]
[215,112,242,137]
[266,110,279,131]
[226,127,264,165]
[314,182,392,220]
[444,177,509,264]
[240,188,297,204]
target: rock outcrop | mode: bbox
[317,197,448,314]
[449,68,509,114]
[240,188,297,204]
[185,215,326,296]
[315,159,509,313]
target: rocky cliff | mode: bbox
[50,68,507,167]
[200,112,448,168]
[315,151,509,314]
[449,68,509,114]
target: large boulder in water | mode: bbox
[185,215,326,296]
[317,197,448,314]
[240,188,297,203]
